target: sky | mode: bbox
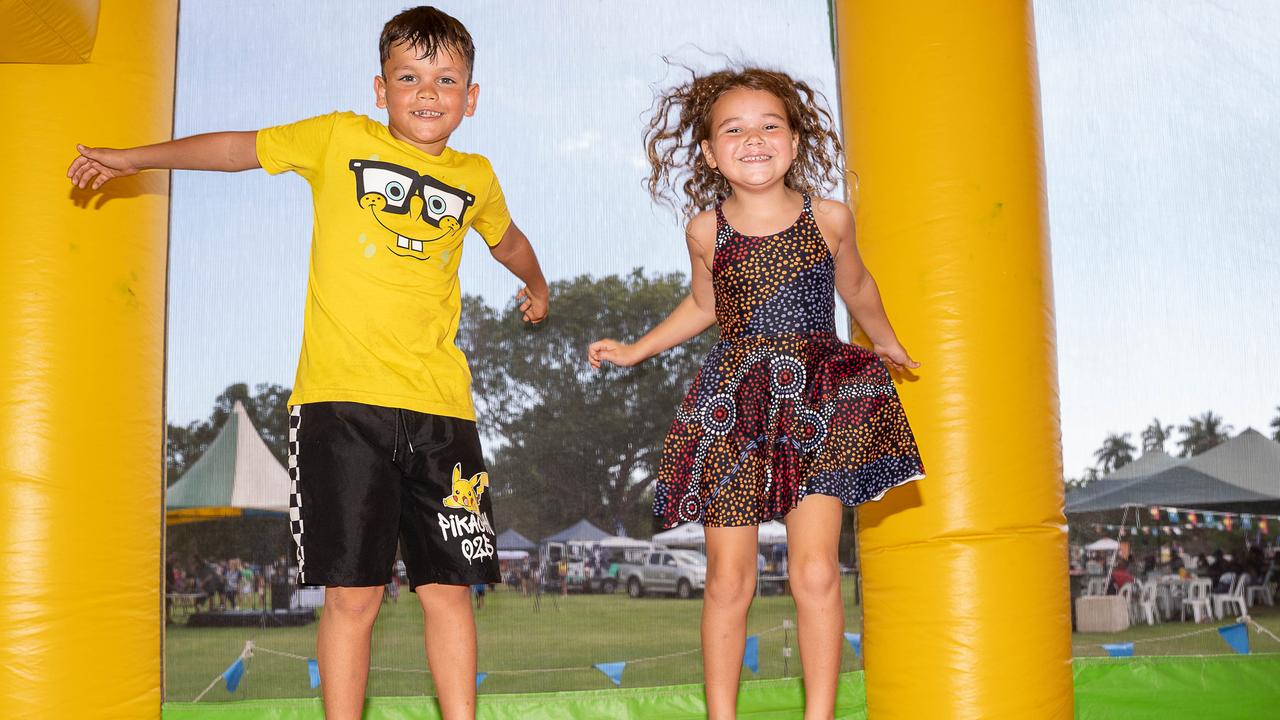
[165,1,1279,480]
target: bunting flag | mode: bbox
[475,672,488,689]
[1205,512,1216,525]
[307,658,320,689]
[1102,643,1133,657]
[844,632,863,657]
[1149,507,1161,521]
[1261,519,1270,535]
[1168,509,1179,523]
[594,662,626,687]
[222,657,246,693]
[1188,512,1198,526]
[743,635,760,674]
[1242,514,1253,530]
[1218,623,1250,655]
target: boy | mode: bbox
[68,7,545,719]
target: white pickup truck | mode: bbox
[618,549,708,599]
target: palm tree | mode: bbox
[1094,432,1136,474]
[1177,411,1232,457]
[1271,406,1280,442]
[1140,417,1173,453]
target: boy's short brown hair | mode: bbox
[379,6,475,81]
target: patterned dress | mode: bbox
[653,194,925,528]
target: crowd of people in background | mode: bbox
[165,553,294,621]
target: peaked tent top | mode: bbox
[165,401,290,512]
[1102,449,1182,481]
[496,528,537,551]
[543,518,615,543]
[1184,428,1280,496]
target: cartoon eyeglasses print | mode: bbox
[349,159,475,228]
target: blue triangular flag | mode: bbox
[843,632,862,657]
[594,661,626,687]
[222,657,246,693]
[1219,623,1250,655]
[742,635,759,673]
[307,658,320,689]
[1102,643,1133,657]
[475,672,488,689]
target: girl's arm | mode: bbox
[821,199,920,372]
[589,212,717,368]
[67,131,261,190]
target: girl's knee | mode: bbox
[704,569,756,608]
[790,557,839,600]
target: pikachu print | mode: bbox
[442,463,489,515]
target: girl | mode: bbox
[589,67,924,719]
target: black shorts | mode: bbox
[287,402,499,589]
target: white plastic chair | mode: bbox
[1117,582,1138,623]
[1137,580,1160,626]
[1246,568,1275,608]
[1213,574,1249,620]
[1181,578,1213,623]
[1246,580,1275,608]
[1084,577,1107,597]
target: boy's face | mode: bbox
[375,41,478,156]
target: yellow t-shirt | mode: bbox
[257,112,511,420]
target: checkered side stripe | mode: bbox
[288,405,306,583]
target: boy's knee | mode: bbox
[324,586,383,622]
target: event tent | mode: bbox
[496,528,537,552]
[543,518,614,543]
[1065,430,1280,514]
[165,401,290,524]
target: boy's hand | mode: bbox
[873,342,920,374]
[67,144,140,190]
[588,339,642,369]
[516,286,547,324]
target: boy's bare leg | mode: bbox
[318,585,384,720]
[785,495,845,720]
[418,583,478,720]
[702,525,759,720]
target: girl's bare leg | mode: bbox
[785,495,845,720]
[702,525,759,720]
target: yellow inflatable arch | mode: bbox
[0,1,1070,717]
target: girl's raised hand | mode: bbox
[588,339,641,369]
[873,343,920,374]
[67,144,139,190]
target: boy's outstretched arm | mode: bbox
[488,221,549,324]
[67,131,261,190]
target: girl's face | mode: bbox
[700,87,799,193]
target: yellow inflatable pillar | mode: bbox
[836,2,1072,718]
[0,1,177,717]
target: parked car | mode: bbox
[619,549,707,599]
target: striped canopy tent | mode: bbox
[165,401,290,524]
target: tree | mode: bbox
[1093,432,1136,474]
[1064,466,1101,492]
[165,382,292,483]
[1140,417,1173,453]
[459,271,716,539]
[1176,411,1231,458]
[1270,406,1280,443]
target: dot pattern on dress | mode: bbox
[653,194,925,528]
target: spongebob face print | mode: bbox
[443,462,489,515]
[349,159,474,261]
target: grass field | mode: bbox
[166,579,1280,703]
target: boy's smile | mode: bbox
[375,42,478,156]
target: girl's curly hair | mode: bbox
[645,65,845,220]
